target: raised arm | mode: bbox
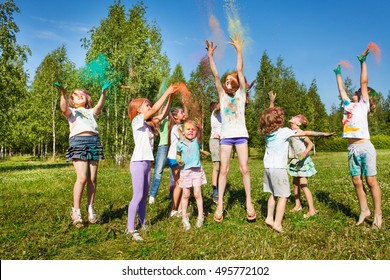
[93,81,112,115]
[333,65,348,101]
[268,90,276,108]
[358,49,369,101]
[54,82,71,118]
[206,40,224,97]
[154,95,173,121]
[228,33,245,90]
[143,83,178,121]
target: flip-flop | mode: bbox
[246,208,256,221]
[214,210,223,222]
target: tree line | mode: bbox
[1,0,390,162]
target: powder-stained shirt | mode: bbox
[263,127,296,169]
[131,114,154,162]
[220,88,248,139]
[68,108,99,138]
[341,97,370,139]
[210,109,222,139]
[177,139,201,170]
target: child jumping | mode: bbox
[126,84,177,241]
[260,91,333,232]
[333,47,382,229]
[206,34,255,222]
[176,120,208,230]
[55,81,112,227]
[288,114,318,218]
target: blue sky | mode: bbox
[14,0,390,113]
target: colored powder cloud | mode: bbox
[208,14,226,60]
[223,0,252,50]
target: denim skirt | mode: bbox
[66,134,105,161]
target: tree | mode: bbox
[29,46,77,158]
[0,0,31,157]
[187,56,216,150]
[81,0,170,164]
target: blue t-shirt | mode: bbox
[177,139,201,170]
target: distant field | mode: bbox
[1,151,389,260]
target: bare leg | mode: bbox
[86,160,99,205]
[72,160,88,209]
[352,175,371,225]
[291,177,302,211]
[366,176,382,229]
[265,195,275,227]
[273,197,287,232]
[193,186,204,220]
[235,143,254,212]
[181,188,190,218]
[216,145,233,214]
[300,177,317,216]
[171,167,182,214]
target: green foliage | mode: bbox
[1,152,389,259]
[314,135,390,152]
[0,0,31,154]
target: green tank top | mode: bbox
[158,117,169,146]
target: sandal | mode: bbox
[86,204,98,224]
[246,208,257,221]
[214,210,223,222]
[71,208,83,228]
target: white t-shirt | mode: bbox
[167,124,180,159]
[220,88,248,139]
[68,108,99,138]
[342,97,370,139]
[210,109,222,139]
[131,114,154,162]
[263,127,296,168]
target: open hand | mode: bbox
[268,90,276,101]
[205,40,217,56]
[101,81,112,92]
[228,33,244,51]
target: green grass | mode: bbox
[1,151,389,260]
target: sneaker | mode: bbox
[196,217,204,228]
[71,208,83,228]
[125,229,144,241]
[149,196,155,204]
[136,223,148,231]
[182,216,191,231]
[86,204,97,223]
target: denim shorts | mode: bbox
[220,137,248,146]
[167,158,179,169]
[66,134,105,161]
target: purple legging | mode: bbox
[127,161,151,231]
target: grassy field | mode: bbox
[1,150,389,260]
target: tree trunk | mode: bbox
[52,107,56,160]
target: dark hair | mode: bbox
[210,102,219,112]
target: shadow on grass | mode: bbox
[315,190,358,220]
[100,204,128,224]
[0,162,70,172]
